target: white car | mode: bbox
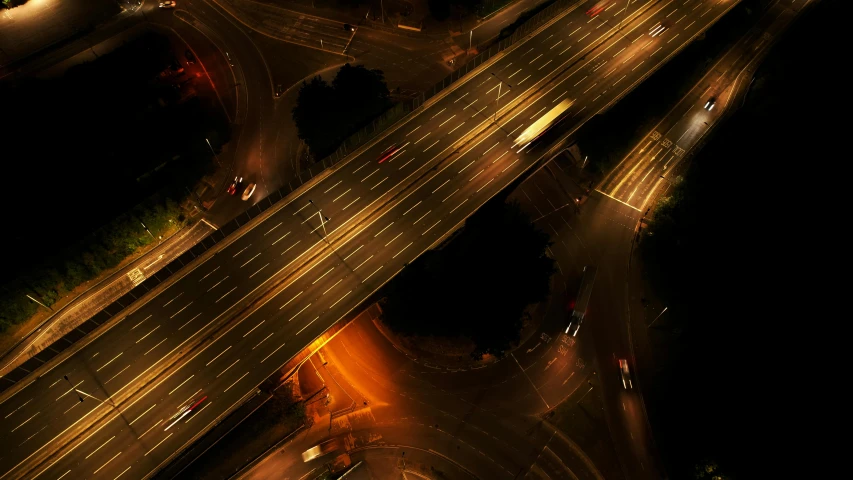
[241,183,256,201]
[159,1,176,8]
[704,97,716,111]
[165,395,206,431]
[649,21,670,37]
[619,359,633,389]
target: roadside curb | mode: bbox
[0,222,194,378]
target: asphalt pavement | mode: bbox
[0,1,739,478]
[242,309,599,480]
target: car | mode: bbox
[704,97,716,111]
[586,1,612,17]
[165,395,207,431]
[159,1,176,8]
[275,84,283,97]
[566,317,581,337]
[242,183,256,201]
[619,359,632,389]
[344,23,355,32]
[226,52,234,66]
[377,144,401,164]
[227,176,243,195]
[302,438,340,462]
[649,21,670,37]
[185,49,196,64]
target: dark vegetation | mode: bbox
[0,31,229,332]
[1,0,27,9]
[575,0,770,175]
[292,63,391,159]
[640,2,840,478]
[382,195,555,358]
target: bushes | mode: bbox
[0,198,184,333]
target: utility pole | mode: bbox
[649,306,668,328]
[64,375,116,407]
[206,138,221,166]
[308,200,330,238]
[490,72,512,122]
[140,221,157,243]
[63,375,85,403]
[26,294,52,311]
[619,0,632,31]
[495,82,502,121]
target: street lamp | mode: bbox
[63,374,114,406]
[206,138,222,166]
[308,200,331,238]
[649,306,668,328]
[140,221,155,241]
[26,294,52,311]
[490,73,512,122]
[63,375,84,403]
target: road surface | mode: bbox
[0,1,738,478]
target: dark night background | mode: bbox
[642,1,840,478]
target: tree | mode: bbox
[292,76,341,158]
[428,0,452,21]
[292,65,391,160]
[382,199,555,358]
[694,460,732,480]
[331,64,390,132]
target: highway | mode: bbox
[598,0,800,210]
[519,2,804,478]
[0,1,738,478]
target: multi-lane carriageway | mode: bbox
[0,1,738,478]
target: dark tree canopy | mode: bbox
[292,76,342,158]
[638,1,844,478]
[382,199,555,358]
[332,64,391,132]
[292,63,390,159]
[428,0,452,21]
[0,32,224,332]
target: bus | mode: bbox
[515,98,574,151]
[302,438,340,462]
[566,265,597,336]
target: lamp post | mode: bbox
[26,294,52,311]
[619,0,629,31]
[469,30,473,54]
[63,375,115,406]
[308,200,330,238]
[63,375,84,403]
[649,306,668,328]
[206,138,221,166]
[140,222,155,241]
[490,73,512,122]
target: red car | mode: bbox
[227,176,243,195]
[586,1,612,17]
[377,144,401,164]
[165,394,207,431]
